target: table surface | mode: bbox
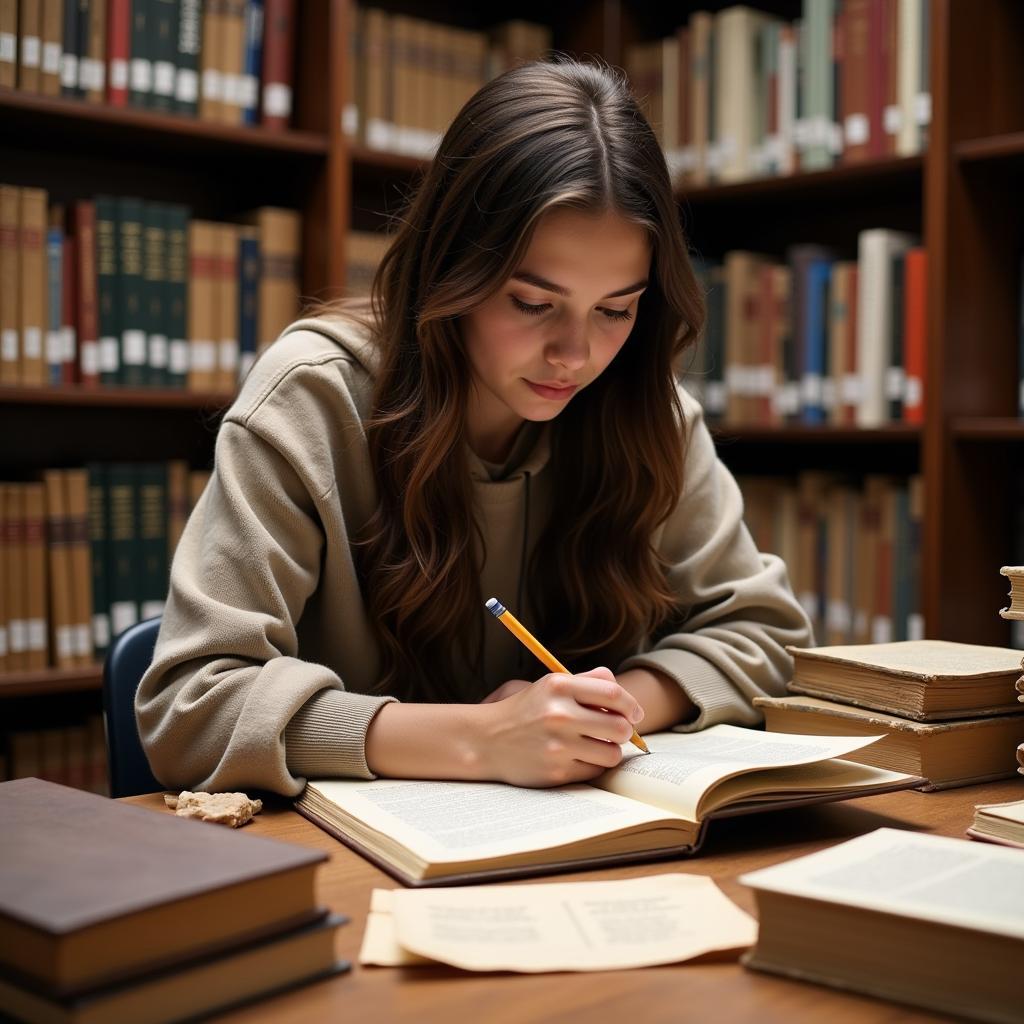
[127,776,1024,1024]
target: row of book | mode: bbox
[0,184,301,391]
[0,462,210,674]
[739,472,922,649]
[0,714,108,794]
[345,9,551,158]
[627,0,931,187]
[1,0,300,129]
[687,229,927,428]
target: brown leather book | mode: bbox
[215,222,239,393]
[260,0,295,131]
[72,200,99,387]
[244,207,300,352]
[0,186,20,385]
[2,485,27,670]
[16,0,42,91]
[165,459,189,560]
[198,0,226,121]
[38,0,61,95]
[19,187,48,387]
[0,0,16,88]
[42,470,76,669]
[219,0,246,125]
[22,481,49,669]
[82,0,107,103]
[0,777,329,996]
[186,220,218,392]
[841,0,871,163]
[63,468,93,667]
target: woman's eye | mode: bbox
[510,295,633,322]
[601,307,633,322]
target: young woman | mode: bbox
[137,59,812,796]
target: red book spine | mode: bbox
[903,249,927,425]
[867,0,887,159]
[74,201,100,388]
[106,0,132,107]
[261,0,295,131]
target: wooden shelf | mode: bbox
[0,386,235,410]
[0,88,329,159]
[951,417,1024,440]
[955,132,1024,164]
[677,155,923,205]
[711,424,922,444]
[0,665,103,699]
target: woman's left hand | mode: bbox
[481,678,533,703]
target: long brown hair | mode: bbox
[323,58,704,700]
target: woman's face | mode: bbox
[460,207,652,462]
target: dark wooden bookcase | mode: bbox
[0,0,1020,714]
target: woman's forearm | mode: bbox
[616,667,696,732]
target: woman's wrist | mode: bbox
[615,666,696,732]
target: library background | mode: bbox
[0,0,1021,793]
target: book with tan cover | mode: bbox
[296,725,919,887]
[0,0,16,88]
[63,469,93,666]
[42,470,76,669]
[3,485,27,670]
[186,220,218,391]
[17,0,41,91]
[19,186,48,387]
[245,207,300,352]
[198,0,225,121]
[0,185,20,384]
[166,459,189,559]
[22,481,48,669]
[756,694,1024,789]
[787,640,1024,720]
[38,0,60,95]
[220,0,246,125]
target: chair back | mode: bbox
[102,616,164,798]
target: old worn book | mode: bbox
[742,828,1024,1023]
[0,778,328,995]
[295,725,919,887]
[967,798,1024,850]
[999,565,1024,620]
[755,694,1024,789]
[786,640,1024,720]
[0,913,348,1024]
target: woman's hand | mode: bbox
[473,666,644,787]
[480,678,533,703]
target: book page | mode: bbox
[591,724,887,821]
[359,874,756,972]
[976,798,1024,825]
[304,779,681,865]
[741,827,1024,939]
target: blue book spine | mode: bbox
[238,233,260,381]
[802,259,832,424]
[47,225,64,386]
[242,0,265,125]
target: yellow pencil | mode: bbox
[485,598,650,754]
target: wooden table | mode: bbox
[128,778,1024,1023]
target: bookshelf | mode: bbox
[1,1,1022,758]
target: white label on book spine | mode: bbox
[42,41,60,74]
[80,57,105,91]
[27,619,46,652]
[845,113,869,146]
[263,82,292,119]
[111,602,138,638]
[110,58,129,90]
[23,326,42,359]
[191,340,216,372]
[202,68,223,101]
[153,61,175,97]
[176,68,198,104]
[905,376,922,409]
[915,92,932,126]
[22,36,40,68]
[0,625,7,658]
[150,334,169,368]
[219,339,239,369]
[73,624,91,658]
[169,339,189,375]
[801,373,823,406]
[62,326,75,363]
[885,366,905,400]
[907,613,924,642]
[81,339,99,376]
[99,336,119,372]
[93,612,110,650]
[46,329,63,365]
[883,104,903,135]
[240,73,258,109]
[2,328,18,362]
[842,373,863,404]
[56,625,75,660]
[131,58,152,91]
[9,619,27,653]
[0,33,15,63]
[141,600,165,620]
[123,329,146,365]
[222,72,241,106]
[871,615,893,644]
[61,53,78,86]
[821,378,837,411]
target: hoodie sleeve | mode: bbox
[617,393,814,731]
[135,417,395,796]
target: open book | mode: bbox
[294,725,919,886]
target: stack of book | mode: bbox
[741,827,1024,1022]
[0,778,348,1024]
[754,640,1024,789]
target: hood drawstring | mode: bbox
[515,471,531,676]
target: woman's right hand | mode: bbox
[472,666,644,787]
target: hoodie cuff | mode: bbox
[618,649,762,732]
[284,689,398,781]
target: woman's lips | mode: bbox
[525,380,579,400]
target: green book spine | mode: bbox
[129,0,152,108]
[150,0,179,112]
[175,0,202,116]
[116,197,147,389]
[138,463,169,620]
[95,196,121,388]
[107,463,140,641]
[86,463,110,659]
[142,202,168,388]
[165,204,190,389]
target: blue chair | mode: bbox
[102,616,164,798]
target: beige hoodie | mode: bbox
[136,316,813,795]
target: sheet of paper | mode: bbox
[593,724,887,820]
[359,874,757,972]
[741,827,1024,939]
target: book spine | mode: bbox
[60,0,82,96]
[43,470,77,668]
[221,0,246,124]
[138,463,168,620]
[216,222,239,392]
[46,220,64,386]
[107,463,139,641]
[902,248,926,424]
[116,196,146,388]
[142,201,168,387]
[60,233,77,384]
[260,0,294,130]
[166,459,189,559]
[164,204,189,389]
[150,0,178,111]
[187,219,217,391]
[0,0,16,88]
[23,482,49,670]
[86,462,110,657]
[887,251,906,421]
[237,228,259,382]
[199,0,224,121]
[74,199,100,387]
[241,0,264,125]
[17,0,42,91]
[175,0,202,115]
[19,187,48,387]
[105,0,130,106]
[129,0,152,107]
[39,0,60,94]
[0,186,18,385]
[64,468,93,665]
[82,0,107,102]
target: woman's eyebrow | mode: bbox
[511,271,648,299]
